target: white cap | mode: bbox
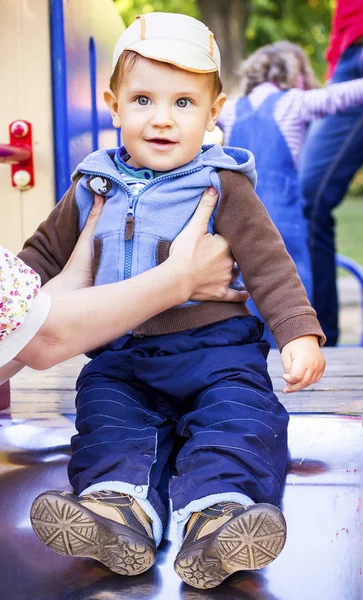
[112,12,221,75]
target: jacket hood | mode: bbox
[74,144,257,189]
[200,144,256,188]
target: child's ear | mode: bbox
[206,93,227,132]
[104,88,121,128]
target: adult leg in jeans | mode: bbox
[300,45,363,345]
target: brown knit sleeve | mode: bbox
[215,170,326,349]
[17,176,81,284]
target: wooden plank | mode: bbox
[271,364,363,377]
[4,388,362,417]
[4,347,363,418]
[10,376,363,393]
[271,377,363,391]
[10,348,363,387]
[10,375,363,393]
[8,387,363,402]
[268,347,363,361]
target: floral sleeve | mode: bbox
[0,245,41,342]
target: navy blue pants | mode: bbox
[69,317,289,534]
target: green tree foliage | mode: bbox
[114,0,333,81]
[114,0,199,25]
[245,0,333,80]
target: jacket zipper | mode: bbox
[80,166,203,281]
[124,196,135,279]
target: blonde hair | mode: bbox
[240,41,320,95]
[110,50,223,98]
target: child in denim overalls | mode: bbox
[221,41,363,346]
[23,14,326,590]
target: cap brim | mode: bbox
[125,39,219,74]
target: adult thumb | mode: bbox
[190,187,219,232]
[82,194,105,238]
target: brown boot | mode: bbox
[30,490,156,576]
[174,501,287,589]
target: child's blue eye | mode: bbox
[176,98,190,108]
[136,96,150,105]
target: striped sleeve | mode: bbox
[289,79,363,123]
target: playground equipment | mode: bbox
[336,253,363,347]
[0,0,124,251]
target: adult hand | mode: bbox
[42,194,105,295]
[62,193,105,287]
[170,186,249,303]
[43,187,248,304]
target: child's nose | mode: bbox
[150,107,174,128]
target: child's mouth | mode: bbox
[146,138,177,149]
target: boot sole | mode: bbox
[30,492,156,576]
[174,503,287,589]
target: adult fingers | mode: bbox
[82,194,105,236]
[220,288,250,303]
[188,187,219,233]
[63,194,105,274]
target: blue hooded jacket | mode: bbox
[73,144,256,306]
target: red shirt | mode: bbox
[326,0,363,78]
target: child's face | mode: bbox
[105,58,226,171]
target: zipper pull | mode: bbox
[125,214,135,240]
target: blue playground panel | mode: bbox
[336,254,363,346]
[50,0,123,201]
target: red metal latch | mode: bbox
[0,120,34,189]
